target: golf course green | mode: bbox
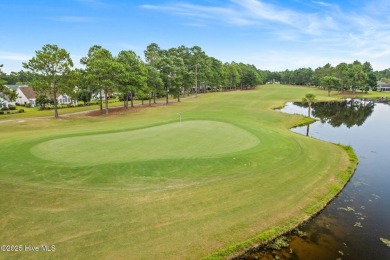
[0,85,356,259]
[31,120,260,166]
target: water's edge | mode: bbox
[203,106,359,260]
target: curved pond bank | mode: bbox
[238,100,390,259]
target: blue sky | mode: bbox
[1,0,390,73]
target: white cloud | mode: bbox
[140,0,339,36]
[243,50,337,71]
[231,0,297,25]
[312,1,334,8]
[0,52,31,62]
[139,0,390,70]
[272,31,300,41]
[363,0,390,16]
[140,3,250,26]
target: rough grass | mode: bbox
[0,85,355,259]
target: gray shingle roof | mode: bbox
[5,85,25,91]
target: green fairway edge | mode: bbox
[203,145,358,260]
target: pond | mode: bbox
[241,99,390,259]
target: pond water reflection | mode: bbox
[241,100,390,259]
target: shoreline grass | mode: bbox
[203,140,358,260]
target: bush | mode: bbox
[25,103,32,108]
[1,107,8,111]
[8,105,16,110]
[18,109,25,113]
[0,111,4,115]
[266,236,290,250]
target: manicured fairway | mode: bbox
[0,85,355,259]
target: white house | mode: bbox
[57,94,77,106]
[0,85,17,108]
[377,81,390,92]
[0,96,15,109]
[8,85,80,107]
[91,91,108,101]
[16,86,37,107]
[57,94,71,104]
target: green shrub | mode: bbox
[25,103,32,108]
[18,109,25,113]
[266,236,289,250]
[1,107,8,111]
[8,105,16,110]
[0,111,4,115]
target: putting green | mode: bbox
[30,120,260,166]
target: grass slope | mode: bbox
[0,85,355,259]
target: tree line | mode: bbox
[1,44,264,118]
[1,43,390,118]
[263,60,382,95]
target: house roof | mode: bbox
[19,86,37,99]
[6,85,26,91]
[377,81,390,87]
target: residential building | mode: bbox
[377,81,390,92]
[0,96,15,109]
[0,85,17,108]
[16,86,37,107]
[57,93,76,105]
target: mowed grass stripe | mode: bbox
[0,85,355,259]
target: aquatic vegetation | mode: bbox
[267,236,290,250]
[352,181,368,187]
[355,212,365,220]
[354,222,363,228]
[293,228,307,238]
[338,206,355,212]
[380,238,390,247]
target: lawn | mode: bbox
[0,85,356,259]
[0,100,125,120]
